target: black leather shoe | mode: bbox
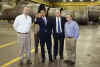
[60,56,64,60]
[49,59,54,63]
[54,56,56,60]
[35,49,38,54]
[42,59,45,63]
[26,60,32,64]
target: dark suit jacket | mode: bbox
[35,16,53,40]
[52,16,66,38]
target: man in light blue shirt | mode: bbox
[64,14,80,65]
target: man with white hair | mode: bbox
[52,10,66,60]
[13,6,32,65]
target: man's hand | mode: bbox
[35,13,42,18]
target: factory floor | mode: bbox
[0,23,100,67]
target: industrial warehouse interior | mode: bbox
[0,0,100,67]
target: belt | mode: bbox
[67,37,73,38]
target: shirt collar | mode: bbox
[42,16,46,17]
[22,14,28,17]
[56,16,61,19]
[22,14,28,19]
[67,20,73,24]
[22,14,26,16]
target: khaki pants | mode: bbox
[17,33,31,61]
[65,38,76,62]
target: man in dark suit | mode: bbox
[35,10,53,63]
[52,10,66,60]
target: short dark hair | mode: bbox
[38,4,46,13]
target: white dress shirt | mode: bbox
[42,16,47,25]
[13,14,32,33]
[56,17,62,33]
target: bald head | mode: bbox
[23,6,31,15]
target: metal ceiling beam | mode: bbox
[55,1,100,6]
[31,0,100,7]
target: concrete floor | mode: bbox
[0,24,100,67]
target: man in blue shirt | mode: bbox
[64,14,80,65]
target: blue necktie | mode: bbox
[58,18,61,33]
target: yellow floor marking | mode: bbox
[0,41,16,49]
[1,47,40,67]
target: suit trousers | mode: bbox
[53,34,64,59]
[40,35,52,61]
[34,33,39,53]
